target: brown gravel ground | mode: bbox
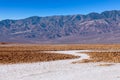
[0,51,79,64]
[73,52,120,63]
[1,44,120,64]
[1,44,120,51]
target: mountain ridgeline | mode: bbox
[1,10,120,43]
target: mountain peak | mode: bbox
[0,10,120,43]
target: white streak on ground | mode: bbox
[0,50,120,80]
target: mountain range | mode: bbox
[1,10,120,44]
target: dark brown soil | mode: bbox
[86,52,120,63]
[0,51,79,64]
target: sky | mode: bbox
[0,0,120,20]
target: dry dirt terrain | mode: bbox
[0,44,120,80]
[73,51,120,63]
[0,43,120,64]
[86,52,120,63]
[0,47,79,64]
[1,43,120,50]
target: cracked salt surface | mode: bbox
[0,50,120,80]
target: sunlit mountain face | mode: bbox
[1,10,120,43]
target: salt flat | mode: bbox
[0,50,120,80]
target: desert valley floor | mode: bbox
[0,44,120,80]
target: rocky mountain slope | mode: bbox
[1,10,120,43]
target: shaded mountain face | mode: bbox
[1,10,120,43]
